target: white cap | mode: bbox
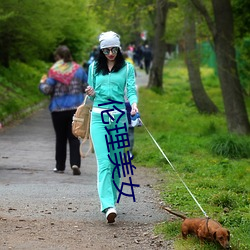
[99,31,121,49]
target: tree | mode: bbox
[0,0,98,66]
[232,0,250,96]
[191,0,250,134]
[184,1,218,114]
[232,0,250,40]
[91,0,155,47]
[148,0,177,89]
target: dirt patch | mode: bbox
[0,216,174,250]
[0,166,173,250]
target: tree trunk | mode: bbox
[191,0,250,134]
[147,0,169,89]
[184,4,218,114]
[212,0,250,134]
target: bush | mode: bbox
[0,60,49,123]
[210,135,250,159]
[210,191,237,209]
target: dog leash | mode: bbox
[139,118,209,218]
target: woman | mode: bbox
[39,45,88,175]
[86,31,138,223]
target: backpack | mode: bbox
[72,95,94,158]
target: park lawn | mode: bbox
[133,58,250,250]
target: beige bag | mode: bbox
[72,95,93,158]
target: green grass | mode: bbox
[133,58,250,250]
[0,60,50,123]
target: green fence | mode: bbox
[198,41,217,74]
[198,39,250,95]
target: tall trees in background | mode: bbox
[232,0,250,96]
[148,0,176,89]
[91,0,155,47]
[184,1,218,114]
[0,0,249,134]
[0,0,98,67]
[191,0,250,134]
[148,0,219,114]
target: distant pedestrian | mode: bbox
[39,45,88,175]
[143,44,152,74]
[134,45,144,69]
[86,46,99,71]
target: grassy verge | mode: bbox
[133,58,250,250]
[0,60,50,125]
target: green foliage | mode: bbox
[232,0,250,39]
[210,134,250,159]
[0,0,100,66]
[154,221,181,240]
[236,37,250,95]
[134,58,250,249]
[165,3,184,44]
[0,60,49,122]
[210,191,238,209]
[92,0,155,45]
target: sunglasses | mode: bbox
[102,47,119,55]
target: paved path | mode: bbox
[0,105,164,221]
[0,68,152,222]
[135,68,149,88]
[0,70,173,249]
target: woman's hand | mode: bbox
[40,74,47,83]
[131,103,138,116]
[85,86,96,97]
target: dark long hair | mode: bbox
[95,48,126,75]
[54,45,73,63]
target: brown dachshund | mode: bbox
[162,207,231,249]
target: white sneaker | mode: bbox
[128,151,133,158]
[105,208,117,223]
[53,168,64,173]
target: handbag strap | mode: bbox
[83,94,88,105]
[79,136,94,158]
[79,112,94,158]
[91,61,95,89]
[79,101,93,158]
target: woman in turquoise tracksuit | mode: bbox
[86,31,138,223]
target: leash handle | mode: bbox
[139,118,209,218]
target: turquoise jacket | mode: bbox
[87,62,138,110]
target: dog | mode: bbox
[162,206,231,249]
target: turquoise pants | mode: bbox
[90,110,128,212]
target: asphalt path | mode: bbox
[0,69,171,249]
